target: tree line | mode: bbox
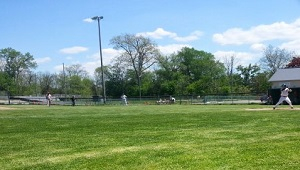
[1,34,299,98]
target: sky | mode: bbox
[1,0,300,76]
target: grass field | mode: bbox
[0,104,299,169]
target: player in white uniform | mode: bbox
[121,94,127,105]
[273,84,293,110]
[46,92,52,107]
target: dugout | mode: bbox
[268,68,300,105]
[268,88,300,105]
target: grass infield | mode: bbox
[0,104,299,169]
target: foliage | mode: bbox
[103,61,127,97]
[235,64,270,93]
[0,45,278,97]
[0,71,12,91]
[0,48,37,95]
[286,56,300,68]
[156,47,227,95]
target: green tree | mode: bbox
[155,53,180,95]
[156,47,226,96]
[64,64,91,96]
[94,65,109,97]
[236,64,270,93]
[0,48,37,95]
[176,47,226,95]
[251,71,271,94]
[81,78,94,96]
[236,64,260,87]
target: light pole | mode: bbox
[91,16,106,104]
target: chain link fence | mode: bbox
[0,93,266,106]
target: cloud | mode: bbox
[213,18,300,45]
[88,48,121,62]
[280,40,300,54]
[214,51,260,66]
[158,44,191,55]
[82,61,99,76]
[174,31,203,42]
[35,57,51,64]
[83,18,93,23]
[54,64,64,72]
[137,28,176,39]
[66,56,73,60]
[59,46,88,54]
[250,43,266,52]
[81,48,121,76]
[137,28,203,42]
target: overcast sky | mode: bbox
[1,0,300,75]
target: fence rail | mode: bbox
[0,94,267,106]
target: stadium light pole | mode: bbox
[91,16,106,104]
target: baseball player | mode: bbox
[121,93,128,105]
[273,84,293,110]
[46,92,52,107]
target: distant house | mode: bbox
[268,68,300,105]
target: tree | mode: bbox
[286,56,300,68]
[110,34,160,99]
[16,70,37,95]
[94,65,109,97]
[39,72,55,95]
[236,64,260,87]
[104,58,127,97]
[222,56,239,94]
[251,71,271,94]
[223,55,238,77]
[65,64,89,78]
[0,71,12,92]
[156,47,227,96]
[61,64,92,96]
[235,64,271,93]
[155,53,181,95]
[0,48,37,95]
[176,47,226,95]
[260,45,294,74]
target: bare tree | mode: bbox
[223,55,238,77]
[223,55,239,94]
[39,72,55,95]
[65,64,89,78]
[260,45,294,74]
[110,34,160,99]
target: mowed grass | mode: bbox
[0,104,299,169]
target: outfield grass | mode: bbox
[0,104,299,169]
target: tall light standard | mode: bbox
[91,16,106,104]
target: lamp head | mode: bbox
[91,16,103,20]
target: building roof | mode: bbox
[269,68,300,82]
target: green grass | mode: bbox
[0,104,299,169]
